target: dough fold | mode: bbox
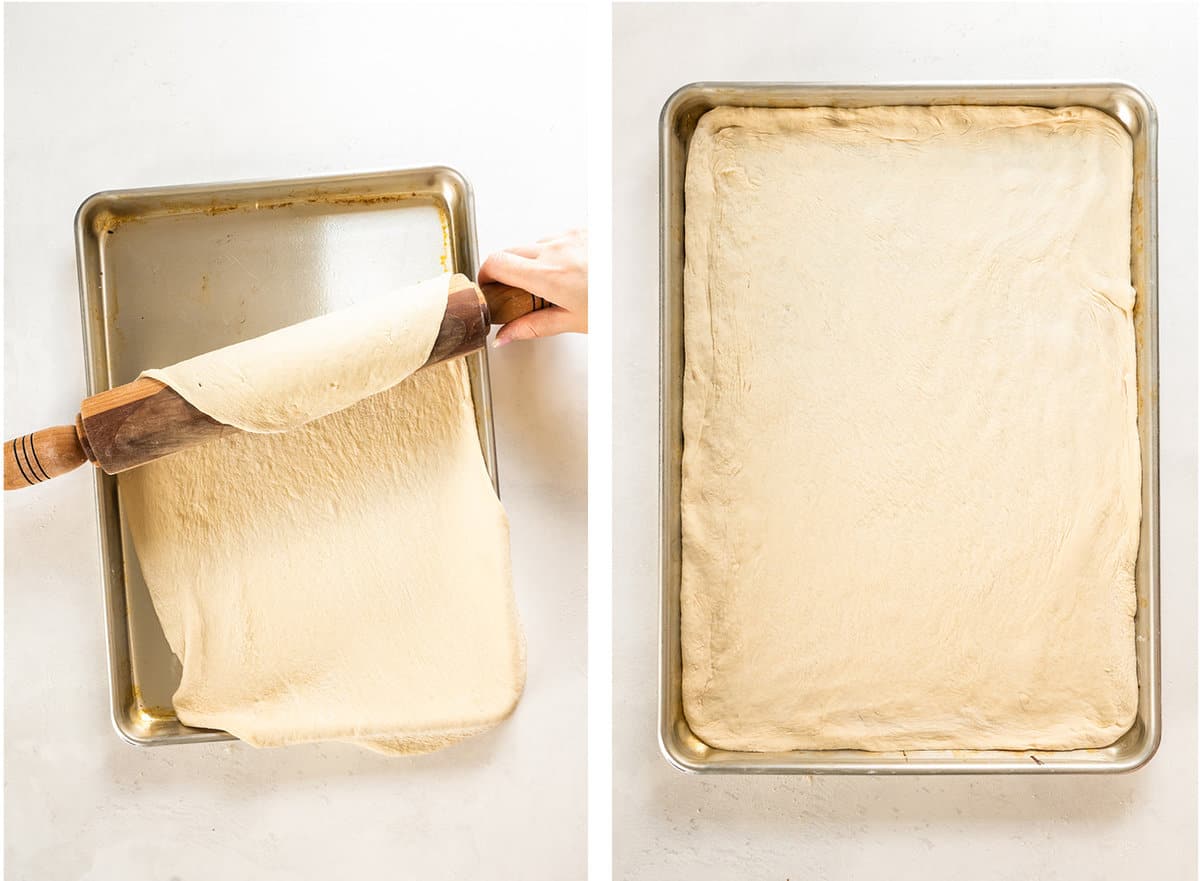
[142,274,449,432]
[681,105,1140,752]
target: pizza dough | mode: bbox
[121,275,524,754]
[681,105,1140,752]
[142,274,449,432]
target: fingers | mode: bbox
[478,249,543,288]
[493,306,581,347]
[477,230,588,336]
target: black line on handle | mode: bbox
[27,434,50,481]
[11,438,34,485]
[19,435,42,483]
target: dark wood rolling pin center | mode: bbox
[5,273,550,488]
[423,275,490,367]
[80,378,233,474]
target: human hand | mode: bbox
[479,228,588,347]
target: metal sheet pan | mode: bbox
[76,166,499,746]
[659,83,1160,774]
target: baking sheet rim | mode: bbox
[657,81,1161,774]
[76,165,499,747]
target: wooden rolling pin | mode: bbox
[5,274,546,490]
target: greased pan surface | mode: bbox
[659,83,1159,774]
[76,167,499,746]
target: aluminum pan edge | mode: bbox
[76,166,498,746]
[658,82,1160,774]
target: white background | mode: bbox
[614,3,1197,880]
[4,4,587,879]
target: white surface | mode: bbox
[613,3,1197,879]
[4,4,586,879]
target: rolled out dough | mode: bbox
[681,105,1140,752]
[122,275,524,754]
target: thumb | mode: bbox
[493,306,575,347]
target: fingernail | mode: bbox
[492,336,510,349]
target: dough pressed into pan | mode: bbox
[122,275,524,754]
[681,105,1140,752]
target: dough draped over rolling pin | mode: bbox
[142,274,450,432]
[681,105,1140,752]
[122,274,524,754]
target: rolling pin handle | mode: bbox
[480,282,551,326]
[3,423,91,491]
